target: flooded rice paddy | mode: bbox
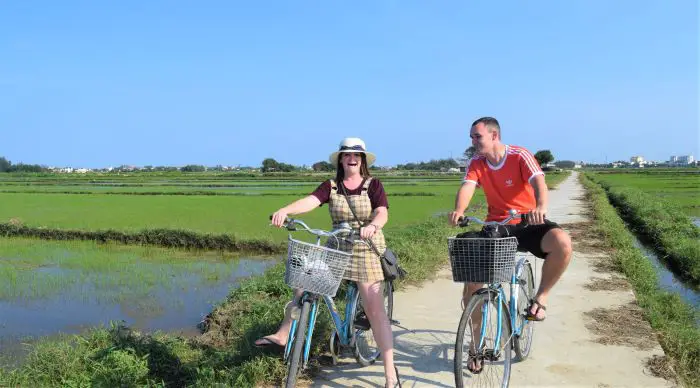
[0,238,276,364]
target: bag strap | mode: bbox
[338,181,383,257]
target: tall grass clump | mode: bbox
[590,177,700,285]
[0,223,284,254]
[580,173,700,387]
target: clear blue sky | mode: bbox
[1,1,698,168]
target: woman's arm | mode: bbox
[271,195,322,227]
[361,206,388,239]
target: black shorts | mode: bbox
[504,219,561,259]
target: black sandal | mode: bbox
[467,350,483,374]
[525,299,547,321]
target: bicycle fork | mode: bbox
[284,286,359,367]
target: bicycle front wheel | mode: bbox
[514,261,535,361]
[353,280,393,366]
[285,300,311,388]
[454,289,512,388]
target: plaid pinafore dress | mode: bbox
[328,178,386,283]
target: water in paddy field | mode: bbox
[630,238,699,309]
[0,255,278,366]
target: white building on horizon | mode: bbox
[669,155,695,165]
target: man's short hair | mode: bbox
[471,117,501,138]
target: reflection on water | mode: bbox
[692,217,700,228]
[0,257,277,365]
[631,239,699,308]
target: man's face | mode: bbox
[470,123,496,154]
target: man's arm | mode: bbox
[528,175,548,224]
[449,182,477,226]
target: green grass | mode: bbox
[587,173,700,285]
[580,174,700,387]
[0,172,569,241]
[591,170,700,216]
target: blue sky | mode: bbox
[1,1,698,168]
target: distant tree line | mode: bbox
[395,158,460,171]
[0,156,47,173]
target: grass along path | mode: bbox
[587,173,700,285]
[580,174,699,387]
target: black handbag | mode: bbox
[339,182,407,281]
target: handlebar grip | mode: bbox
[457,216,470,227]
[269,214,293,228]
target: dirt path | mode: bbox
[311,171,674,387]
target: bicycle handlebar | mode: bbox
[457,209,524,228]
[269,215,367,246]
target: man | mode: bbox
[448,117,572,321]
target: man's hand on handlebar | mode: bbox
[527,206,547,225]
[448,210,463,227]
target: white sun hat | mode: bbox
[329,137,377,166]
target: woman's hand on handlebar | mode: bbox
[360,224,377,239]
[270,209,289,227]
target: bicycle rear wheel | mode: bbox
[454,289,512,388]
[353,280,394,366]
[514,261,535,361]
[285,300,311,388]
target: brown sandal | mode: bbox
[525,299,547,321]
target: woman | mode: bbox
[256,137,399,387]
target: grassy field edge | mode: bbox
[580,173,699,387]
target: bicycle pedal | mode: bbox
[353,313,371,330]
[483,349,500,362]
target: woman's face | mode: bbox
[341,152,362,174]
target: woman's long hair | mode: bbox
[335,153,371,184]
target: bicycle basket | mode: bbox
[447,236,518,283]
[284,236,352,297]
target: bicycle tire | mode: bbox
[514,261,535,361]
[454,290,512,388]
[285,300,311,388]
[353,280,394,366]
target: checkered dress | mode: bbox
[327,178,385,283]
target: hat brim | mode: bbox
[329,151,376,167]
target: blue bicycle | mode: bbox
[448,211,536,388]
[277,217,393,388]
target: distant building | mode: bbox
[630,156,645,164]
[669,155,695,165]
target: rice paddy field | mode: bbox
[590,169,700,216]
[586,169,700,286]
[0,170,570,380]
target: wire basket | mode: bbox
[447,236,518,283]
[284,236,352,297]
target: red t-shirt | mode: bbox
[311,178,389,209]
[463,145,543,223]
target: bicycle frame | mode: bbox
[477,255,530,355]
[283,282,360,365]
